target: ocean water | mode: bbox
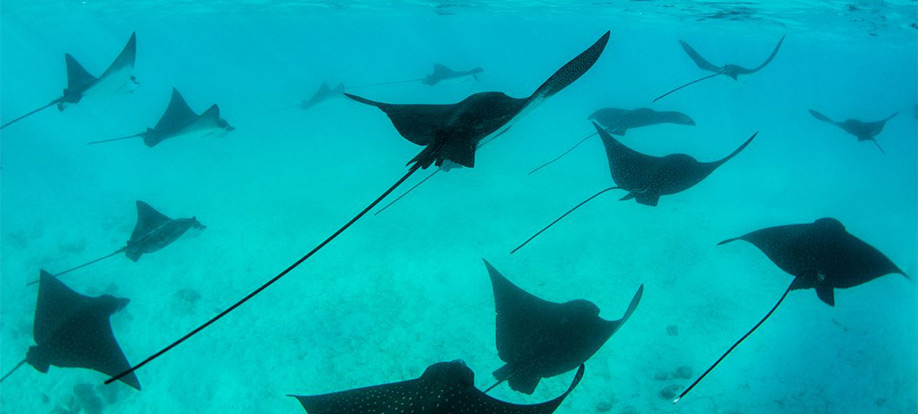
[1,1,917,413]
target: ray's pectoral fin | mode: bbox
[609,284,644,332]
[526,31,610,104]
[63,54,98,102]
[816,284,835,306]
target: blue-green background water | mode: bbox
[2,1,917,413]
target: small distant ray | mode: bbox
[344,64,483,91]
[675,218,908,403]
[483,260,642,395]
[512,122,756,253]
[302,82,346,110]
[809,109,898,155]
[1,33,138,130]
[1,271,140,390]
[422,64,484,85]
[290,360,584,414]
[103,31,610,386]
[528,107,696,175]
[28,201,205,285]
[654,35,785,102]
[88,88,234,147]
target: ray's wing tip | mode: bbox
[343,93,373,106]
[482,259,501,278]
[717,237,741,246]
[597,30,611,45]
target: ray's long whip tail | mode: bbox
[105,161,423,385]
[673,279,795,403]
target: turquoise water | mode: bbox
[2,1,917,413]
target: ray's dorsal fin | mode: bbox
[154,88,199,131]
[101,32,137,78]
[131,201,173,242]
[65,54,99,93]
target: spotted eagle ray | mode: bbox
[809,109,897,155]
[0,271,140,390]
[27,201,205,285]
[346,31,609,169]
[528,107,696,175]
[1,33,138,130]
[103,31,610,386]
[653,35,785,102]
[87,88,234,146]
[291,360,584,414]
[513,122,756,253]
[423,64,484,85]
[674,218,907,403]
[483,260,641,395]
